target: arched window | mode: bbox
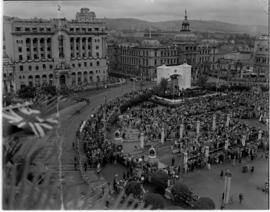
[58,35,65,59]
[83,71,88,83]
[71,73,76,85]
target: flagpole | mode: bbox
[56,2,64,209]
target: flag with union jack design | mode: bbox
[3,103,58,138]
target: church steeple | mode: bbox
[181,9,190,32]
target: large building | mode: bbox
[116,40,180,80]
[108,10,217,81]
[3,8,108,91]
[3,51,15,94]
[253,35,269,81]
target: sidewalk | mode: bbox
[182,157,269,209]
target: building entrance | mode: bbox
[59,74,66,88]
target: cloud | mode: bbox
[3,0,268,26]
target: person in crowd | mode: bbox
[239,193,243,204]
[220,170,224,177]
[171,157,175,166]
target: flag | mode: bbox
[212,114,216,131]
[226,114,230,127]
[241,135,246,147]
[183,152,188,172]
[140,132,144,149]
[258,130,263,140]
[225,139,229,150]
[196,120,200,135]
[161,127,165,144]
[205,146,209,158]
[3,105,58,138]
[179,124,184,139]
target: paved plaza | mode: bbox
[182,157,269,209]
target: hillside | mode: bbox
[99,18,267,35]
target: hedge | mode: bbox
[125,181,143,198]
[144,192,165,209]
[150,170,169,194]
[171,182,193,206]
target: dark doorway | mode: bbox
[59,74,66,88]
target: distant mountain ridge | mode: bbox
[99,18,267,35]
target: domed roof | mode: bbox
[141,39,160,47]
[175,10,197,43]
[175,31,197,43]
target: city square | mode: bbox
[2,0,269,210]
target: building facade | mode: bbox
[3,8,108,91]
[3,52,15,94]
[108,11,217,81]
[253,35,269,81]
[116,41,180,80]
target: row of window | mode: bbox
[69,37,99,42]
[120,49,202,57]
[19,73,106,86]
[25,38,51,44]
[71,52,100,58]
[18,60,102,72]
[69,27,102,32]
[70,45,99,50]
[255,57,268,64]
[18,70,106,80]
[71,61,100,68]
[18,53,52,61]
[257,47,268,52]
[18,52,101,61]
[15,26,103,33]
[16,27,52,32]
[18,46,52,53]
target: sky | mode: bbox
[3,0,269,26]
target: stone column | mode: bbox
[92,36,95,58]
[73,37,76,58]
[80,37,83,58]
[85,37,88,58]
[37,38,41,59]
[44,37,48,59]
[30,38,34,60]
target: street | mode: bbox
[53,81,153,198]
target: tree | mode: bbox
[41,85,57,96]
[159,78,168,96]
[125,181,143,199]
[171,182,193,206]
[143,192,165,209]
[18,86,36,99]
[193,197,216,209]
[197,74,208,88]
[150,170,169,194]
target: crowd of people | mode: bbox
[76,89,152,170]
[118,90,268,171]
[75,86,269,196]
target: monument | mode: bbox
[156,63,191,90]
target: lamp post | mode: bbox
[224,169,232,204]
